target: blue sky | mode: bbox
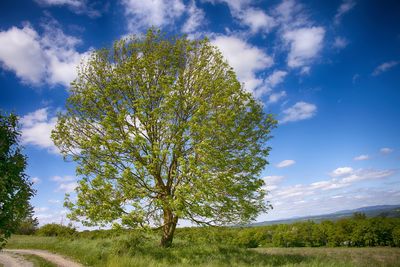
[0,0,399,226]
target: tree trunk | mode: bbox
[160,208,178,247]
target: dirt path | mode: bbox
[3,249,84,267]
[0,251,33,267]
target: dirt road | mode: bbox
[1,249,84,267]
[0,251,33,267]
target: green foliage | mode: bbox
[52,28,276,246]
[0,112,35,248]
[36,223,77,237]
[15,204,39,235]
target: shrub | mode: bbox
[36,223,76,237]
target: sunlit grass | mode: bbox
[6,235,400,267]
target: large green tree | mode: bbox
[52,29,276,247]
[0,113,35,248]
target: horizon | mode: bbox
[1,0,399,228]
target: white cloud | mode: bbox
[206,0,275,33]
[34,0,102,17]
[334,0,356,25]
[52,175,77,193]
[20,108,58,153]
[276,159,296,168]
[52,175,76,182]
[0,25,46,84]
[35,208,71,226]
[280,101,317,123]
[32,177,41,184]
[122,0,185,32]
[34,206,49,213]
[330,167,353,177]
[56,182,78,193]
[340,169,394,184]
[283,27,325,68]
[273,0,308,30]
[372,61,399,76]
[333,36,348,49]
[270,167,395,202]
[263,175,284,184]
[265,70,287,88]
[237,8,276,33]
[268,91,287,104]
[262,175,284,191]
[35,0,81,7]
[182,1,206,34]
[212,35,273,96]
[0,23,90,87]
[380,147,394,154]
[271,0,325,71]
[354,154,369,161]
[259,154,398,221]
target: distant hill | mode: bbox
[251,204,400,227]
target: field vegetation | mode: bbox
[6,214,400,266]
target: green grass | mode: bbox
[6,235,400,267]
[18,254,57,267]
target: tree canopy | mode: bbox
[0,113,34,248]
[52,29,276,247]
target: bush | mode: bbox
[36,223,77,237]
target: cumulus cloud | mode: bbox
[271,0,325,71]
[353,154,369,161]
[334,0,356,25]
[0,25,46,84]
[372,61,399,76]
[380,147,394,154]
[283,27,325,68]
[236,8,276,33]
[280,101,317,123]
[0,22,90,87]
[20,108,58,153]
[276,159,296,168]
[122,0,185,32]
[212,35,273,96]
[206,0,276,33]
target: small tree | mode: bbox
[52,29,276,247]
[0,113,35,248]
[15,204,39,235]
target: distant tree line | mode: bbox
[21,213,400,248]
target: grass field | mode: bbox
[6,235,400,267]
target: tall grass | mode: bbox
[6,234,400,267]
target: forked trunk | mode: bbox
[160,208,178,247]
